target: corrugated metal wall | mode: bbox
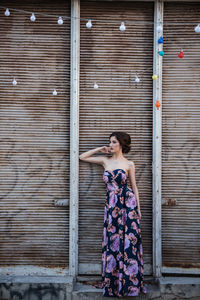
[79,0,153,275]
[0,0,70,267]
[162,2,200,271]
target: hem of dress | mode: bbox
[103,286,148,297]
[92,282,148,297]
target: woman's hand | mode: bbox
[99,146,111,154]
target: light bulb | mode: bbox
[12,78,17,86]
[155,100,161,109]
[86,20,92,29]
[135,76,140,83]
[158,50,165,56]
[30,13,36,22]
[5,8,10,16]
[120,22,126,31]
[53,89,57,96]
[152,75,158,80]
[94,82,98,89]
[178,50,184,58]
[157,25,162,33]
[58,17,63,25]
[194,24,200,33]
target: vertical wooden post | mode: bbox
[152,0,163,279]
[69,0,80,277]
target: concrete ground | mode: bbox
[0,275,200,299]
[73,275,200,300]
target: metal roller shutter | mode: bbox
[79,0,153,275]
[0,0,70,269]
[162,2,200,272]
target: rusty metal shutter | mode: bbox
[162,2,200,273]
[79,0,153,275]
[0,0,70,270]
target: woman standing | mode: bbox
[79,131,147,297]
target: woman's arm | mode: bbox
[128,161,142,217]
[79,146,110,166]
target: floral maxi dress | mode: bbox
[101,168,147,297]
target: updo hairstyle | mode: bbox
[109,131,131,154]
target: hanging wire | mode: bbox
[0,5,200,25]
[1,5,200,88]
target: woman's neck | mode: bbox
[112,152,124,160]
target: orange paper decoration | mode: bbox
[155,100,161,109]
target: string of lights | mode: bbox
[1,5,200,100]
[1,5,200,27]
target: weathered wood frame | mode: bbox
[69,0,80,277]
[153,0,200,277]
[69,0,164,279]
[69,0,200,279]
[152,0,163,279]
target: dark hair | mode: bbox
[109,131,131,154]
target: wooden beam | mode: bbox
[69,0,80,278]
[152,0,163,279]
[162,266,200,275]
[159,276,200,284]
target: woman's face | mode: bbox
[109,136,121,153]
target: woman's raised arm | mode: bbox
[79,146,111,165]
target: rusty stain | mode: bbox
[163,198,177,206]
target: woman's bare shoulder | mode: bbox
[128,159,135,166]
[127,160,135,171]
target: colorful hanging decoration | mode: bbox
[2,5,200,89]
[152,75,158,80]
[155,100,161,109]
[178,50,184,58]
[158,50,165,56]
[158,37,163,44]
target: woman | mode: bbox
[79,131,147,297]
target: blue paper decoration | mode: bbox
[158,50,165,56]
